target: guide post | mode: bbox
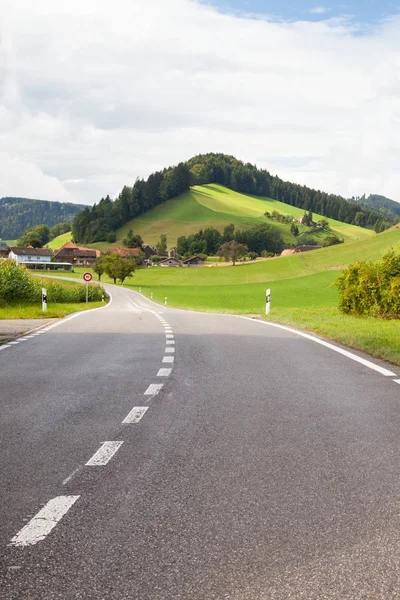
[266,288,271,315]
[42,288,47,313]
[83,272,93,306]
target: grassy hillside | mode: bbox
[47,231,73,251]
[90,184,374,251]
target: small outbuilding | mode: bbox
[182,255,205,267]
[159,257,182,267]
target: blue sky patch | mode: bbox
[209,0,400,25]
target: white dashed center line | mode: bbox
[144,383,164,395]
[157,368,172,377]
[166,340,175,345]
[10,496,80,548]
[165,347,175,353]
[122,406,149,423]
[166,334,174,339]
[86,441,124,466]
[394,380,400,385]
[162,356,174,363]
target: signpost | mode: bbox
[266,288,271,315]
[83,272,92,306]
[42,288,47,313]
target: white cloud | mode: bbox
[310,6,330,15]
[0,0,399,204]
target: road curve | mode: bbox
[1,284,400,599]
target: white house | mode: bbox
[9,247,54,265]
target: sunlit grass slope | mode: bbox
[107,184,374,249]
[47,231,73,250]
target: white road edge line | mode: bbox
[9,496,80,548]
[86,441,123,466]
[122,406,149,424]
[144,383,164,395]
[239,317,397,377]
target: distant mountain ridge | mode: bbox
[0,197,88,240]
[350,194,400,218]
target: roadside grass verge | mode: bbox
[0,301,105,319]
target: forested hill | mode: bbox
[350,194,400,219]
[0,197,87,240]
[72,153,398,244]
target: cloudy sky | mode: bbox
[1,0,400,205]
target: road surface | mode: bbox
[1,284,400,599]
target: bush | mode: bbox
[0,260,105,304]
[321,235,342,247]
[0,260,36,302]
[106,232,117,243]
[336,250,400,318]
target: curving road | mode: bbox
[1,284,400,599]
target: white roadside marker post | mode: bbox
[42,288,47,313]
[151,292,153,299]
[266,288,271,315]
[139,287,142,293]
[165,297,167,306]
[83,272,92,307]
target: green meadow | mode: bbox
[47,231,73,250]
[89,184,374,251]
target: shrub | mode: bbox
[0,260,104,304]
[321,235,342,247]
[0,260,36,302]
[336,250,400,318]
[106,232,117,243]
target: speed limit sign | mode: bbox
[83,272,92,282]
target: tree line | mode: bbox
[0,197,86,240]
[72,153,397,244]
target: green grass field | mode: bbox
[89,184,374,251]
[47,231,73,250]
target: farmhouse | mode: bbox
[182,255,205,267]
[142,244,167,261]
[54,242,99,265]
[9,247,54,265]
[159,257,182,267]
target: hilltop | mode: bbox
[72,153,397,246]
[0,197,87,240]
[95,184,375,251]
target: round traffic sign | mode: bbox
[83,272,92,282]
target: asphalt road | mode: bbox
[1,284,400,599]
